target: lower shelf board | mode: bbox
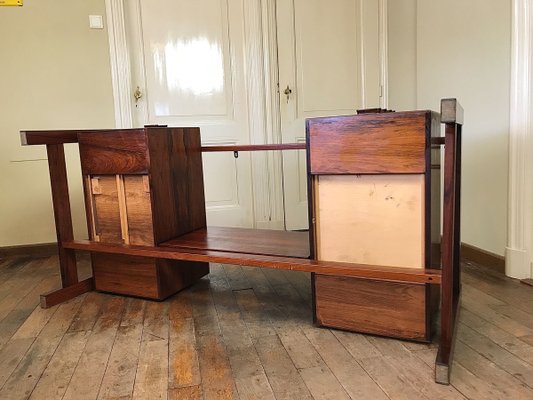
[161,226,310,258]
[63,239,441,284]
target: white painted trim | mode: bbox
[243,0,284,229]
[105,0,133,128]
[378,0,389,109]
[507,0,533,279]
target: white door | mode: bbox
[277,0,381,230]
[125,0,254,228]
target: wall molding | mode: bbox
[242,0,285,229]
[507,0,533,279]
[105,0,134,129]
[378,0,389,109]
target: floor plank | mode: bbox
[0,257,532,399]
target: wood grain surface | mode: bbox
[162,227,310,259]
[307,111,430,174]
[78,130,149,175]
[315,275,429,341]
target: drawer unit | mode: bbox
[78,127,209,300]
[308,110,441,341]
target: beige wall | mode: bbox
[0,0,115,247]
[388,1,511,256]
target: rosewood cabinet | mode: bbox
[308,111,441,341]
[78,127,209,299]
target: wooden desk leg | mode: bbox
[435,121,462,384]
[41,144,93,308]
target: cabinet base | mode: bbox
[91,253,209,300]
[314,274,435,342]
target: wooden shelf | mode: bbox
[161,226,310,259]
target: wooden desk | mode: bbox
[20,98,462,384]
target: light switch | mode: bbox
[89,15,104,29]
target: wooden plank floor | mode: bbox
[0,255,532,399]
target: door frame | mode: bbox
[104,0,389,229]
[507,0,533,279]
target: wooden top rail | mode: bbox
[20,130,306,152]
[63,240,441,284]
[201,143,306,152]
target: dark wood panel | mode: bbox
[314,275,429,341]
[78,130,149,175]
[307,111,429,174]
[157,259,209,299]
[162,227,310,259]
[64,240,441,284]
[201,143,306,152]
[146,127,207,244]
[92,253,160,299]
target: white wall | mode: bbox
[388,0,511,256]
[0,0,115,247]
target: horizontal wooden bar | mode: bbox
[440,98,464,125]
[20,128,143,146]
[431,137,445,145]
[64,240,441,284]
[21,130,80,146]
[40,277,94,308]
[201,143,306,152]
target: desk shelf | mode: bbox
[161,226,310,259]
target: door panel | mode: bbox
[127,0,254,228]
[277,0,378,230]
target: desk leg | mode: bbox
[435,122,462,384]
[42,144,93,308]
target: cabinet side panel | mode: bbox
[147,128,207,244]
[157,260,209,299]
[315,174,425,268]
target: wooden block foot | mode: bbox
[40,277,94,308]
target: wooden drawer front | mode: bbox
[314,174,425,269]
[308,111,428,174]
[315,274,428,341]
[92,253,160,299]
[78,130,149,174]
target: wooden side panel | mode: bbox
[78,130,149,175]
[429,112,442,269]
[308,111,428,174]
[124,175,154,246]
[314,274,429,341]
[91,176,123,244]
[92,253,159,299]
[147,127,207,244]
[315,174,425,269]
[157,260,209,299]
